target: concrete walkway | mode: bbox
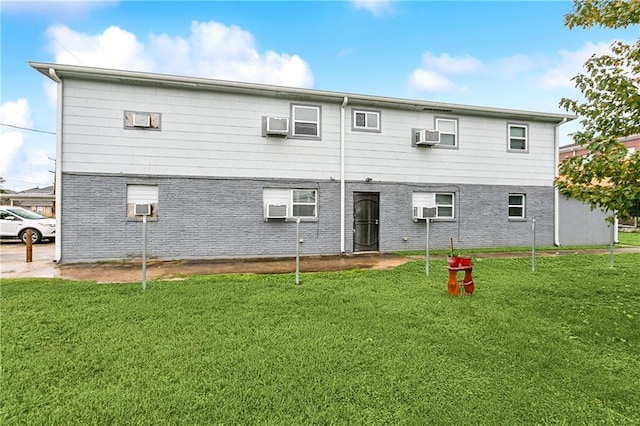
[2,241,639,283]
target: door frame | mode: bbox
[352,192,380,252]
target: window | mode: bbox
[508,124,528,151]
[292,190,317,217]
[352,109,381,132]
[508,194,525,218]
[127,185,158,219]
[435,193,454,218]
[436,118,458,147]
[264,188,318,219]
[413,192,455,219]
[292,104,320,138]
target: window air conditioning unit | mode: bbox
[265,204,288,219]
[415,129,440,146]
[413,206,437,220]
[133,113,151,128]
[134,203,151,216]
[266,117,289,136]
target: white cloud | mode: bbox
[538,41,614,89]
[46,24,151,71]
[408,69,458,94]
[351,0,395,16]
[407,52,480,94]
[44,20,314,88]
[419,52,483,75]
[0,99,33,128]
[0,99,33,181]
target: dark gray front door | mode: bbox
[353,192,379,252]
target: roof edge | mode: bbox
[30,61,576,123]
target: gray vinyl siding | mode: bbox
[59,172,553,263]
[61,79,556,187]
[558,196,612,245]
[61,79,341,181]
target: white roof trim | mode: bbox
[30,61,576,123]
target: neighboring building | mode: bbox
[0,186,55,217]
[32,62,576,263]
[559,134,639,230]
[559,134,640,160]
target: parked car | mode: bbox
[0,206,56,244]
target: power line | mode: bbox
[0,123,56,135]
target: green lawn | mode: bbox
[618,231,640,247]
[2,254,639,424]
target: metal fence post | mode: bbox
[531,218,536,272]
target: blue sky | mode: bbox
[1,0,636,191]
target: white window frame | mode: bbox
[435,193,455,218]
[291,104,321,138]
[352,109,381,132]
[508,123,528,152]
[264,188,318,220]
[435,117,458,147]
[508,193,526,218]
[291,189,317,218]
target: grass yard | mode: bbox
[618,231,640,247]
[2,254,639,424]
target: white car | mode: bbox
[0,206,56,244]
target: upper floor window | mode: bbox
[436,118,458,147]
[352,109,381,132]
[508,193,526,218]
[292,104,321,138]
[508,124,528,151]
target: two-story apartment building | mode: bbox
[31,62,575,263]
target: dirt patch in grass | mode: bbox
[57,253,413,283]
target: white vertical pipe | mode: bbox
[142,214,147,290]
[554,117,569,247]
[425,218,430,276]
[49,68,63,263]
[340,97,348,253]
[295,217,301,285]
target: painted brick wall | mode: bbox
[60,173,554,263]
[60,173,342,263]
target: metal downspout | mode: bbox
[49,68,63,262]
[554,117,569,247]
[340,96,348,253]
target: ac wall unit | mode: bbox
[266,117,289,136]
[413,206,437,220]
[415,129,440,146]
[133,113,151,128]
[265,204,288,219]
[134,203,151,216]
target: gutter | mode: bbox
[49,68,63,262]
[340,96,348,253]
[554,117,569,247]
[29,61,575,123]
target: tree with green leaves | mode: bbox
[556,0,640,221]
